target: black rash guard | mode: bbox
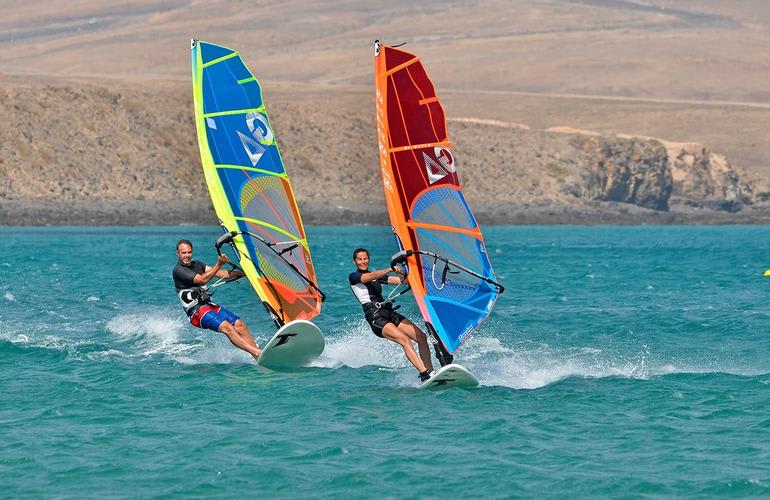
[349,269,389,308]
[173,260,209,317]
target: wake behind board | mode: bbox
[256,320,324,370]
[419,364,479,390]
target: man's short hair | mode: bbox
[353,247,369,260]
[177,239,193,251]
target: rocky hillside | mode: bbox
[1,78,768,225]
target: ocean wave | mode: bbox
[458,335,770,389]
[104,309,314,366]
[469,338,651,389]
[105,308,199,359]
[297,318,770,389]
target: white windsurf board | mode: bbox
[256,319,324,370]
[419,363,479,390]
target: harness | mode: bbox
[178,286,212,312]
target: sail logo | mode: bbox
[238,112,274,167]
[423,147,456,184]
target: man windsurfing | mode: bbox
[173,239,262,361]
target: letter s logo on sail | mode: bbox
[423,146,456,184]
[238,112,274,167]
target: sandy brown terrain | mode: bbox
[1,0,769,224]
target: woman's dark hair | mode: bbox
[177,239,193,251]
[352,247,369,260]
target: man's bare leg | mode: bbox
[381,322,427,373]
[219,320,262,361]
[233,319,259,350]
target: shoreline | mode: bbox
[3,200,770,226]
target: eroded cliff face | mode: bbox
[564,136,759,213]
[665,142,754,212]
[582,137,672,211]
[0,79,767,224]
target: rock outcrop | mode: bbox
[583,137,672,211]
[665,142,754,212]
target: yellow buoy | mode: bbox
[764,270,770,277]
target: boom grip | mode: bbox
[390,250,414,270]
[215,231,238,254]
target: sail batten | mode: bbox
[406,221,482,236]
[201,51,239,69]
[192,40,322,325]
[203,107,264,118]
[375,42,501,353]
[389,141,451,154]
[214,164,288,178]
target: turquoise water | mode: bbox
[1,226,769,497]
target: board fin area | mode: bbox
[256,320,324,370]
[419,363,479,390]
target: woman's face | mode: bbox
[353,251,369,271]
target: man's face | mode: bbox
[353,251,369,271]
[177,243,193,266]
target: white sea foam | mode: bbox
[314,317,408,370]
[0,326,86,354]
[86,349,128,361]
[107,311,183,339]
[105,309,194,358]
[455,336,653,389]
[308,321,673,389]
[9,333,29,343]
[3,292,14,301]
[86,296,100,302]
[105,308,279,365]
[455,334,770,388]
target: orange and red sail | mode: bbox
[374,41,502,353]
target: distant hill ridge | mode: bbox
[1,78,768,225]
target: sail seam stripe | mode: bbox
[237,76,256,84]
[202,51,239,69]
[407,221,480,236]
[215,164,288,178]
[234,217,303,246]
[204,106,265,118]
[389,141,451,153]
[383,57,418,77]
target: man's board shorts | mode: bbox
[190,304,239,332]
[364,303,406,338]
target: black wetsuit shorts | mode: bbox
[364,302,406,338]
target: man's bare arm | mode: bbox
[193,254,229,285]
